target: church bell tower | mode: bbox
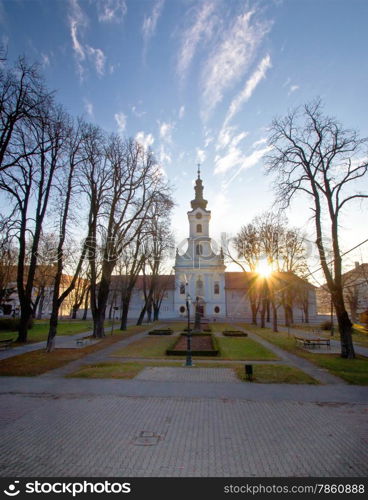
[174,166,226,318]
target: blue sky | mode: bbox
[1,0,368,278]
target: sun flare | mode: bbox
[256,261,273,278]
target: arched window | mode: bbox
[214,282,220,295]
[180,283,185,295]
[196,244,203,255]
[196,223,202,233]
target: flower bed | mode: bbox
[166,333,218,356]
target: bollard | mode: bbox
[245,364,253,381]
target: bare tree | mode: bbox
[232,224,262,324]
[115,238,145,330]
[0,236,17,312]
[266,99,368,358]
[136,216,174,325]
[46,118,89,351]
[0,57,53,172]
[0,102,66,342]
[85,136,172,338]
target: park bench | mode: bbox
[294,336,330,349]
[0,338,14,350]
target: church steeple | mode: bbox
[191,164,208,210]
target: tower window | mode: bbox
[214,282,220,295]
[196,224,202,233]
[180,283,185,294]
[196,244,203,255]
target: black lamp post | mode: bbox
[185,292,194,367]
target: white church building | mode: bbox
[108,169,317,323]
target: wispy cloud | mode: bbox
[252,137,267,148]
[132,105,146,118]
[201,9,271,120]
[115,112,127,133]
[288,84,300,94]
[68,0,106,78]
[176,1,217,82]
[159,121,174,143]
[196,148,206,164]
[40,52,52,68]
[219,146,271,188]
[224,54,271,126]
[135,131,154,150]
[97,0,127,23]
[84,98,94,118]
[159,145,172,165]
[214,130,249,175]
[142,0,165,57]
[178,105,185,119]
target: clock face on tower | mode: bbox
[196,212,202,219]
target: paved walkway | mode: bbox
[0,377,367,477]
[0,331,92,361]
[1,323,368,477]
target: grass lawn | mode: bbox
[352,324,368,348]
[0,324,149,376]
[0,319,94,343]
[216,336,279,360]
[241,323,368,385]
[112,335,177,358]
[112,332,278,361]
[68,360,317,384]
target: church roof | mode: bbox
[110,274,175,290]
[225,271,315,289]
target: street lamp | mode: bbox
[185,291,194,367]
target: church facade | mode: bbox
[107,169,318,324]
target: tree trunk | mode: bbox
[153,306,159,321]
[82,289,89,320]
[46,309,58,353]
[260,299,266,328]
[266,299,270,323]
[272,301,278,332]
[36,289,45,320]
[120,300,130,330]
[17,305,32,343]
[136,304,146,326]
[333,290,355,358]
[250,300,258,325]
[94,310,106,338]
